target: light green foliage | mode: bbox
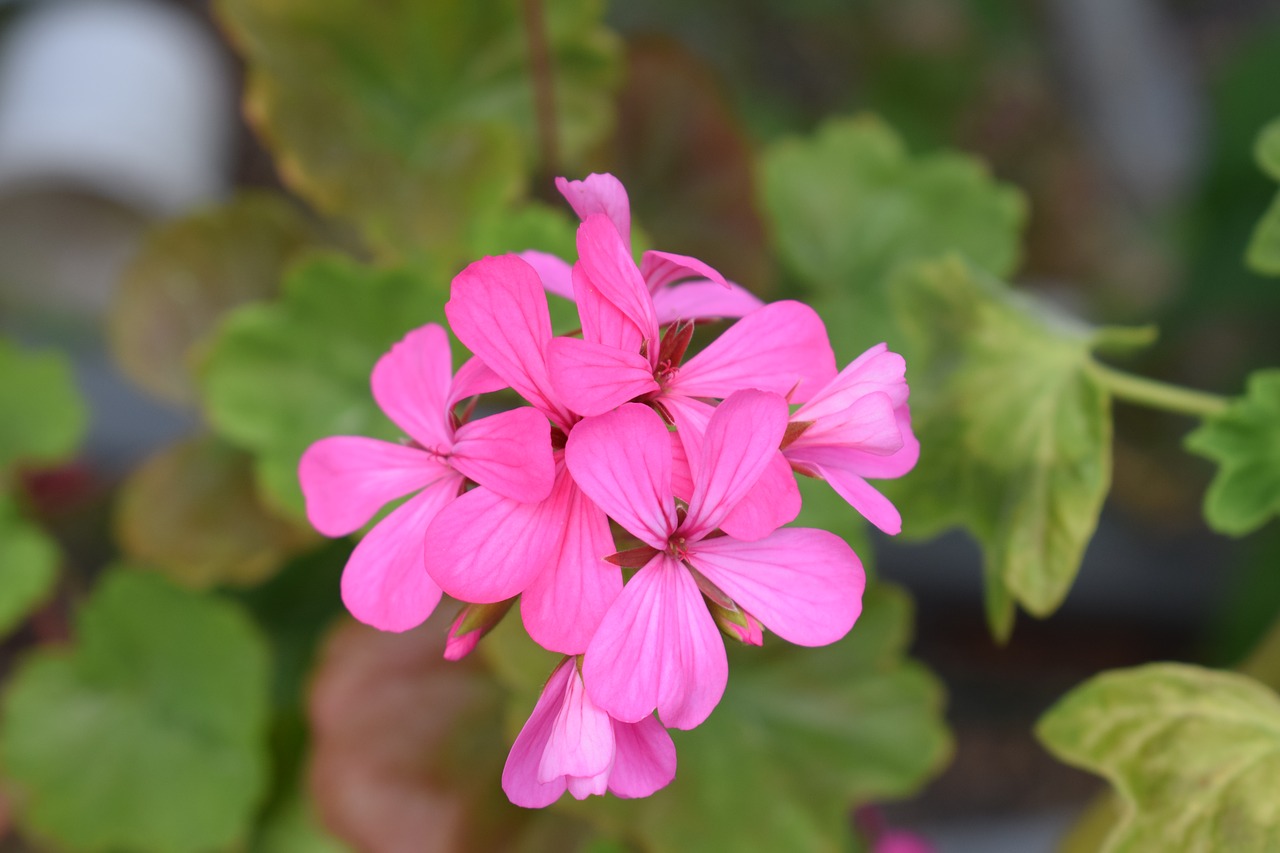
[0,497,58,638]
[1248,117,1280,275]
[0,339,86,478]
[889,258,1137,639]
[201,253,451,516]
[759,115,1026,358]
[561,584,951,851]
[1,570,271,852]
[1185,369,1280,536]
[1037,663,1280,852]
[109,192,321,406]
[215,0,619,259]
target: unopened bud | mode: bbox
[706,597,764,646]
[444,599,514,661]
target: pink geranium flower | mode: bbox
[784,342,919,534]
[502,656,677,808]
[521,172,765,324]
[298,324,554,632]
[566,390,865,730]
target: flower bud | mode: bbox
[444,599,514,661]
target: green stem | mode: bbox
[1087,360,1231,418]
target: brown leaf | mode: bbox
[115,435,315,589]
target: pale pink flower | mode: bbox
[784,342,919,534]
[298,324,554,632]
[502,656,676,808]
[567,391,865,730]
[425,255,620,655]
[521,172,764,324]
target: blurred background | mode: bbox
[1,0,1279,850]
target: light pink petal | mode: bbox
[607,715,677,799]
[340,477,461,632]
[718,450,801,542]
[521,469,622,654]
[639,250,729,292]
[790,391,904,455]
[683,390,789,541]
[688,529,864,647]
[540,665,616,783]
[670,431,694,504]
[299,436,447,536]
[795,343,909,422]
[503,659,573,808]
[652,280,765,325]
[445,255,574,428]
[564,404,677,549]
[451,407,555,502]
[667,301,837,403]
[659,394,716,489]
[556,173,631,249]
[517,250,576,301]
[423,484,560,603]
[576,214,659,357]
[573,260,645,353]
[548,337,659,417]
[786,447,905,535]
[583,555,727,730]
[370,324,453,450]
[447,355,506,408]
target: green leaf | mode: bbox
[1037,663,1280,852]
[1,569,271,852]
[1246,193,1280,276]
[0,339,86,477]
[115,435,317,589]
[759,115,1026,358]
[888,257,1131,638]
[201,253,451,516]
[1185,369,1280,536]
[109,192,322,406]
[0,498,59,639]
[564,584,951,852]
[1256,117,1280,181]
[215,0,619,259]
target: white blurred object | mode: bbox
[0,0,233,216]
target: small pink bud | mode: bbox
[706,597,764,646]
[444,599,514,661]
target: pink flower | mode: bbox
[424,256,621,655]
[521,172,765,324]
[298,324,555,632]
[502,656,676,808]
[784,343,919,534]
[567,391,865,730]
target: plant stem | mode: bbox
[1087,360,1231,418]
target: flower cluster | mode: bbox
[299,174,918,807]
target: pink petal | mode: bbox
[718,450,801,542]
[370,324,453,450]
[688,528,864,647]
[670,430,695,504]
[517,250,575,301]
[583,554,727,730]
[445,255,574,428]
[786,447,905,535]
[683,390,789,541]
[540,664,616,783]
[447,355,506,408]
[607,715,677,799]
[564,404,677,549]
[794,343,909,423]
[548,337,659,417]
[520,469,622,654]
[576,214,659,357]
[340,477,460,632]
[299,436,447,536]
[451,407,555,502]
[556,173,631,249]
[423,484,559,603]
[639,250,728,292]
[502,659,573,808]
[667,301,837,403]
[659,394,716,488]
[573,260,645,354]
[652,280,765,325]
[790,391,904,455]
